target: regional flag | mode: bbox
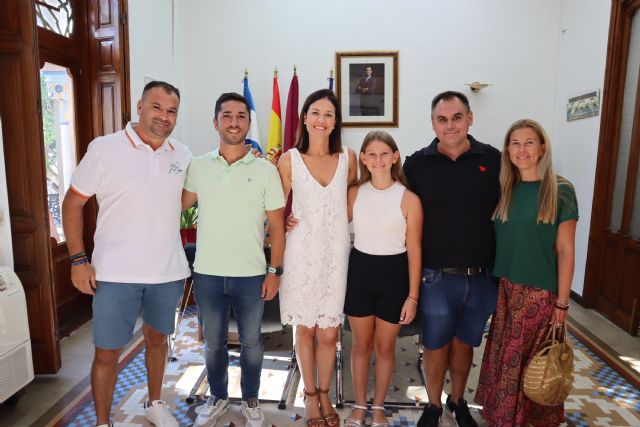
[266,73,282,164]
[243,74,263,153]
[283,69,300,217]
[283,70,299,153]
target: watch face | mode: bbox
[268,266,283,276]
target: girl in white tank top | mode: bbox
[345,131,423,427]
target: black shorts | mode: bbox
[344,248,409,324]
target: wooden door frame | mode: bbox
[584,0,640,334]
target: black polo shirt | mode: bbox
[403,135,500,269]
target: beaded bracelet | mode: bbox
[71,257,88,267]
[69,251,86,261]
[406,296,419,305]
[554,304,569,311]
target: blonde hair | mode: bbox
[356,130,409,187]
[494,119,561,224]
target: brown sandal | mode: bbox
[303,388,326,427]
[318,388,340,427]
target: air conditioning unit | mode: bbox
[0,266,34,403]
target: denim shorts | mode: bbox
[92,280,184,349]
[419,268,498,350]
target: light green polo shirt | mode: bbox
[184,149,285,276]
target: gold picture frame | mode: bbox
[336,51,399,127]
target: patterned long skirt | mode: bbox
[474,278,565,427]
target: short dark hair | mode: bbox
[431,90,470,114]
[214,92,251,118]
[142,80,180,100]
[295,89,343,154]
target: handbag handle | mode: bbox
[543,322,567,343]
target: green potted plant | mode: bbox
[180,204,198,246]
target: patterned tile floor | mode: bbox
[52,307,640,427]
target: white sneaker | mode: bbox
[241,398,267,427]
[194,396,230,426]
[144,400,179,427]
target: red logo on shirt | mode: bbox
[479,165,487,172]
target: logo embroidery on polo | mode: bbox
[168,162,183,174]
[479,165,487,173]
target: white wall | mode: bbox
[0,118,14,268]
[552,0,611,295]
[127,0,611,296]
[128,0,187,141]
[175,0,562,157]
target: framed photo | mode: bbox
[566,89,600,121]
[336,51,399,127]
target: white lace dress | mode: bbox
[279,148,350,329]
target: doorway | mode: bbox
[584,0,640,336]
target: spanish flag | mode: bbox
[266,70,282,164]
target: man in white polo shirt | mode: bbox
[62,81,191,427]
[182,92,285,427]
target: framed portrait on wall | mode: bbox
[335,51,399,127]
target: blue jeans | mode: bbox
[419,268,498,349]
[193,273,265,400]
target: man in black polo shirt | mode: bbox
[404,91,500,427]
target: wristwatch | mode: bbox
[267,265,284,276]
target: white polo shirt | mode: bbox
[70,122,192,283]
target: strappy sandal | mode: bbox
[318,388,340,427]
[345,403,368,427]
[371,405,389,427]
[303,388,326,427]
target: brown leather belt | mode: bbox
[441,267,487,276]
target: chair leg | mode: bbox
[279,347,298,410]
[186,366,208,404]
[417,345,426,386]
[335,325,344,408]
[169,278,192,362]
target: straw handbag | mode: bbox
[523,324,574,406]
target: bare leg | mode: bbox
[296,325,322,420]
[316,326,339,424]
[423,343,450,407]
[371,318,401,424]
[448,337,473,401]
[92,347,122,426]
[348,316,375,421]
[143,324,168,402]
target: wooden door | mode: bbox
[88,0,130,135]
[37,0,95,337]
[0,0,130,373]
[0,0,61,373]
[584,0,640,335]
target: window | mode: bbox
[40,62,77,242]
[35,0,73,38]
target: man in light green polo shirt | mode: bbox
[182,92,285,427]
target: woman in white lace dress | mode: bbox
[277,89,357,427]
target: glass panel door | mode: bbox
[40,62,77,243]
[609,12,640,233]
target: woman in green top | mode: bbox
[474,119,578,427]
